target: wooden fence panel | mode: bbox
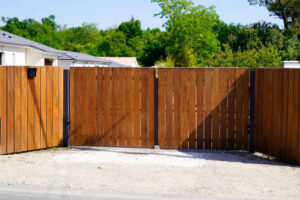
[158,68,249,150]
[70,67,155,148]
[254,69,300,164]
[0,66,63,155]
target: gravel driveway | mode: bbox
[0,147,299,200]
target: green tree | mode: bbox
[152,0,220,67]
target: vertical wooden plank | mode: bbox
[133,68,141,147]
[291,69,299,162]
[40,67,47,148]
[140,69,149,147]
[46,68,53,147]
[297,70,300,165]
[219,69,228,150]
[69,68,75,145]
[0,67,7,154]
[286,69,294,161]
[188,70,196,149]
[275,69,283,160]
[235,69,244,150]
[243,69,249,150]
[147,68,155,148]
[281,69,289,161]
[165,69,173,148]
[96,68,104,146]
[14,67,21,152]
[74,68,82,146]
[52,67,59,147]
[32,67,41,150]
[196,69,204,149]
[181,69,189,149]
[204,69,212,149]
[103,68,111,146]
[211,69,220,149]
[125,69,134,147]
[7,67,14,154]
[88,68,97,145]
[111,69,119,146]
[20,67,28,152]
[173,69,181,149]
[118,68,126,147]
[158,69,166,148]
[227,69,236,150]
[58,67,63,146]
[81,68,89,146]
[270,69,278,157]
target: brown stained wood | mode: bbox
[14,68,21,152]
[254,70,260,152]
[270,70,278,158]
[103,68,111,146]
[58,67,63,146]
[275,69,283,160]
[140,69,149,147]
[7,67,14,153]
[46,68,53,147]
[281,70,289,161]
[147,69,155,148]
[181,69,189,149]
[188,70,196,149]
[196,69,204,149]
[33,67,41,150]
[235,69,244,150]
[243,70,249,150]
[20,67,28,152]
[158,69,166,148]
[96,68,104,146]
[204,69,212,149]
[69,68,75,145]
[118,69,126,147]
[88,68,97,145]
[40,67,47,148]
[0,67,7,154]
[291,70,299,162]
[173,69,181,149]
[133,68,141,147]
[125,69,134,147]
[286,69,294,161]
[211,69,220,149]
[219,69,228,150]
[74,68,82,146]
[227,69,236,150]
[298,70,300,165]
[111,69,119,146]
[165,69,174,148]
[81,68,89,146]
[52,67,59,147]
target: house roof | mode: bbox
[0,30,109,64]
[0,30,61,55]
[99,57,139,67]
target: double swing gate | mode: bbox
[69,67,250,151]
[1,66,299,164]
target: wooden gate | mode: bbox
[0,66,63,155]
[254,69,300,164]
[69,67,155,148]
[158,68,249,150]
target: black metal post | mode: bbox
[63,69,70,147]
[154,68,159,148]
[249,70,255,153]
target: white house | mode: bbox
[99,57,139,67]
[283,61,300,68]
[0,30,130,69]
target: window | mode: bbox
[44,58,53,66]
[0,52,2,65]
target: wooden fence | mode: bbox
[0,66,63,155]
[158,68,249,150]
[254,69,300,164]
[70,67,155,148]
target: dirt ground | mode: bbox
[0,147,299,200]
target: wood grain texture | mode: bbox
[7,67,15,154]
[0,67,7,155]
[14,68,21,152]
